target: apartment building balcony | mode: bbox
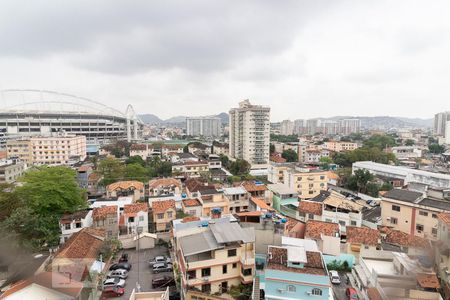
[240,250,255,267]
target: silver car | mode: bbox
[107,269,128,279]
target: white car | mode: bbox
[103,277,126,289]
[329,270,341,284]
[107,269,128,279]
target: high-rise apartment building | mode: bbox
[434,112,450,136]
[6,133,86,166]
[229,100,270,169]
[306,119,320,135]
[280,119,294,135]
[339,119,361,135]
[294,119,306,135]
[186,116,221,137]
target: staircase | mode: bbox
[253,275,261,300]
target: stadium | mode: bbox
[0,89,143,146]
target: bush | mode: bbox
[327,260,351,272]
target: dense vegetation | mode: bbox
[270,134,298,143]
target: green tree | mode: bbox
[124,163,149,182]
[147,157,172,178]
[281,149,298,162]
[404,139,415,146]
[270,134,298,143]
[380,182,393,191]
[125,155,146,167]
[97,157,125,186]
[219,154,230,168]
[229,159,251,176]
[16,166,86,216]
[366,182,380,197]
[363,134,396,149]
[429,143,445,154]
[270,144,275,154]
[346,169,374,194]
[0,183,23,222]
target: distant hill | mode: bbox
[138,112,229,124]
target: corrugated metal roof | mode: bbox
[210,222,255,244]
[179,231,222,256]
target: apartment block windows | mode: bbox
[416,224,424,232]
[222,264,227,274]
[201,268,211,277]
[390,217,398,225]
[228,249,237,257]
[418,211,428,217]
[392,205,401,212]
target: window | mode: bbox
[432,228,438,236]
[167,211,173,218]
[201,284,211,293]
[129,217,135,223]
[201,268,211,277]
[311,288,322,296]
[64,223,71,230]
[432,213,438,219]
[390,217,398,225]
[287,285,296,292]
[308,213,314,219]
[232,263,237,269]
[416,224,424,231]
[392,205,401,212]
[222,264,227,274]
[187,270,196,279]
[157,213,164,219]
[75,222,82,228]
[228,249,237,257]
[309,191,314,195]
[350,221,357,226]
[139,215,144,221]
[419,211,428,217]
[339,221,346,227]
[241,267,252,276]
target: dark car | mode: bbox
[101,286,125,298]
[109,262,132,271]
[152,275,175,288]
[119,253,128,262]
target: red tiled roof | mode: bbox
[266,246,325,275]
[346,226,380,246]
[92,206,117,220]
[55,228,105,259]
[270,154,286,163]
[60,210,90,223]
[88,172,100,182]
[149,178,181,189]
[107,180,144,191]
[185,178,215,193]
[78,165,91,172]
[0,272,83,299]
[438,212,450,228]
[130,144,148,150]
[305,220,339,239]
[182,198,201,207]
[124,203,148,214]
[416,273,440,289]
[298,201,323,216]
[181,216,200,223]
[250,197,274,211]
[236,211,264,217]
[381,227,430,248]
[242,181,267,192]
[152,199,175,214]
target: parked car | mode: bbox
[152,262,173,273]
[119,253,128,262]
[148,255,171,266]
[329,270,341,284]
[101,286,125,298]
[346,287,358,300]
[109,262,132,271]
[152,275,175,288]
[103,277,126,289]
[107,269,128,279]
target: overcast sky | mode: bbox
[0,0,449,121]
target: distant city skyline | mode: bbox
[1,1,449,120]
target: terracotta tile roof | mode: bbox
[88,172,100,182]
[55,228,105,259]
[326,171,339,180]
[298,201,323,216]
[78,165,91,172]
[0,272,83,299]
[236,211,264,217]
[416,273,440,289]
[152,199,176,214]
[242,181,267,192]
[367,288,382,300]
[250,197,274,211]
[124,203,148,214]
[181,216,200,223]
[182,198,201,207]
[130,144,147,150]
[107,180,144,191]
[266,246,325,275]
[270,154,286,163]
[438,212,450,228]
[305,220,339,239]
[185,178,215,193]
[149,178,182,189]
[346,226,380,246]
[60,210,90,223]
[92,206,117,220]
[381,227,430,248]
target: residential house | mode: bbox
[59,209,93,244]
[380,226,431,255]
[260,242,331,300]
[304,220,340,255]
[249,197,274,213]
[212,141,229,156]
[106,180,144,201]
[172,161,209,178]
[185,178,216,198]
[0,158,26,184]
[92,206,118,238]
[181,198,203,218]
[148,178,182,197]
[0,272,84,300]
[353,250,441,300]
[345,226,380,257]
[381,189,450,240]
[178,221,255,296]
[152,200,176,232]
[223,186,250,214]
[297,200,323,222]
[187,143,211,155]
[87,172,102,195]
[198,190,230,218]
[122,203,149,235]
[323,141,358,152]
[267,183,298,213]
[242,180,267,198]
[436,212,450,299]
[76,165,92,189]
[207,154,222,170]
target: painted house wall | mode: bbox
[264,269,330,300]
